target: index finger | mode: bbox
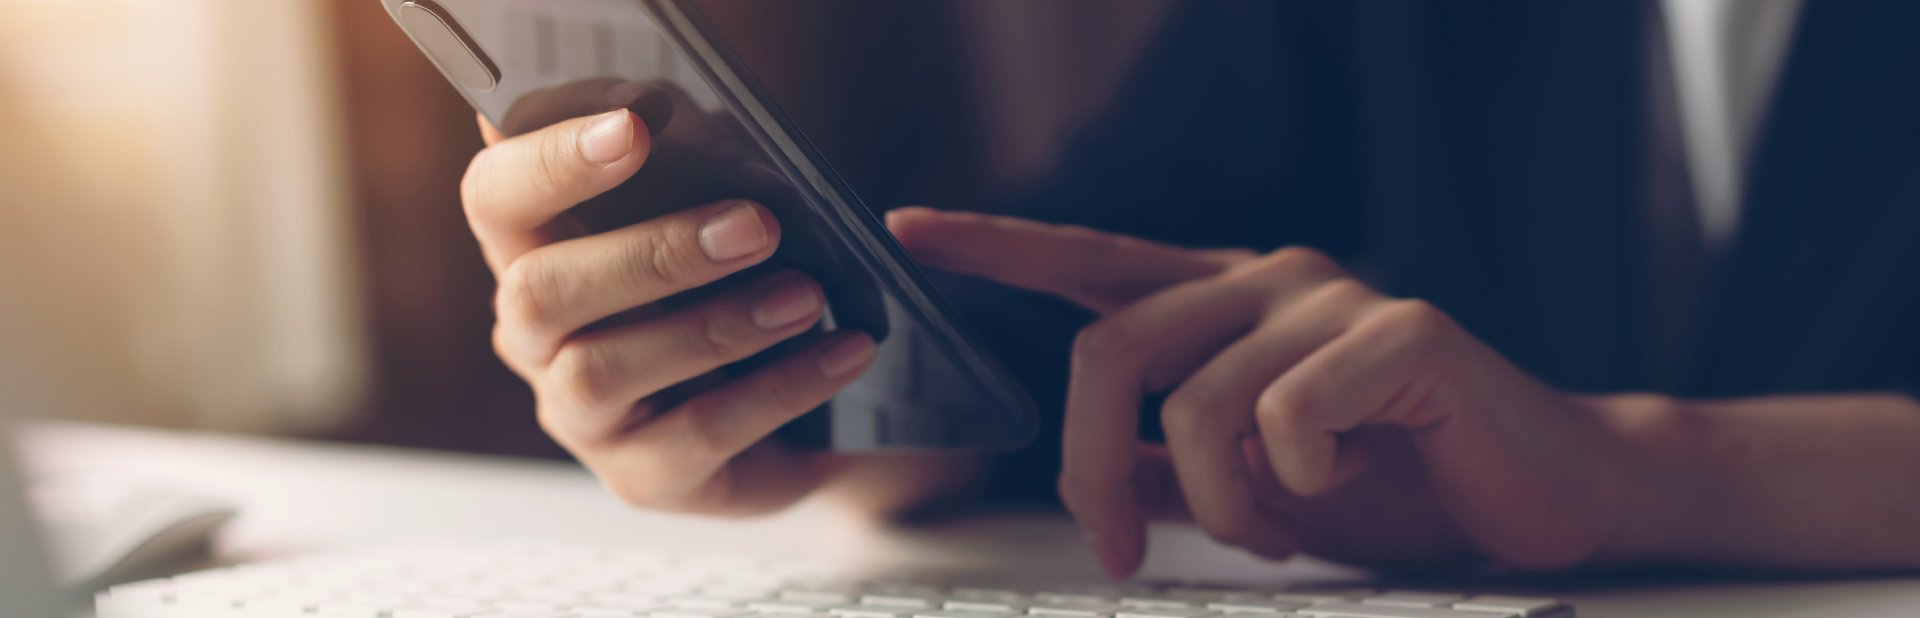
[1061,277,1271,578]
[885,207,1230,314]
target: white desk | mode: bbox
[17,422,1920,618]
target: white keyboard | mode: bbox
[94,544,1574,618]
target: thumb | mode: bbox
[886,207,1229,314]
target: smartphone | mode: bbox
[383,0,1038,450]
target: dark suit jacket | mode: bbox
[948,0,1920,501]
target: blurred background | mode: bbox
[0,0,1172,457]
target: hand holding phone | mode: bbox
[465,94,891,513]
[392,0,1037,457]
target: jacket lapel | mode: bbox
[1693,0,1920,394]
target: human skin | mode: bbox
[465,109,1920,574]
[887,206,1920,576]
[466,109,980,519]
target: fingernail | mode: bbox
[817,335,876,378]
[579,110,634,165]
[699,202,768,262]
[752,278,821,329]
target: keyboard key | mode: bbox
[1033,593,1113,606]
[241,594,341,613]
[951,589,1027,604]
[674,595,753,609]
[753,599,844,613]
[1120,597,1196,610]
[864,594,942,608]
[1028,601,1125,617]
[915,611,1019,618]
[867,583,945,597]
[1450,597,1568,617]
[1295,603,1515,618]
[654,608,757,618]
[1205,601,1306,614]
[831,604,919,618]
[1163,588,1263,603]
[1045,585,1156,599]
[1361,592,1466,608]
[1284,587,1373,600]
[102,580,177,605]
[946,600,1025,612]
[169,592,242,612]
[782,588,861,604]
[707,584,787,599]
[1115,607,1217,618]
[88,544,1574,618]
[1267,594,1353,606]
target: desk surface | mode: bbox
[16,422,1920,618]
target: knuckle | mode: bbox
[670,481,731,516]
[1271,245,1337,270]
[1274,277,1379,319]
[1159,387,1216,439]
[1256,246,1341,280]
[533,398,607,453]
[660,411,724,458]
[679,306,751,362]
[598,443,693,511]
[548,341,624,409]
[1256,386,1310,432]
[1313,278,1375,306]
[1072,319,1141,362]
[496,255,564,331]
[1371,298,1453,340]
[1207,248,1262,264]
[622,449,680,503]
[756,372,811,417]
[602,470,664,510]
[627,227,700,287]
[490,324,536,377]
[532,402,571,442]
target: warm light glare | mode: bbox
[0,0,369,433]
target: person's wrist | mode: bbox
[1583,393,1709,565]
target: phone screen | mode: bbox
[386,0,1037,450]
